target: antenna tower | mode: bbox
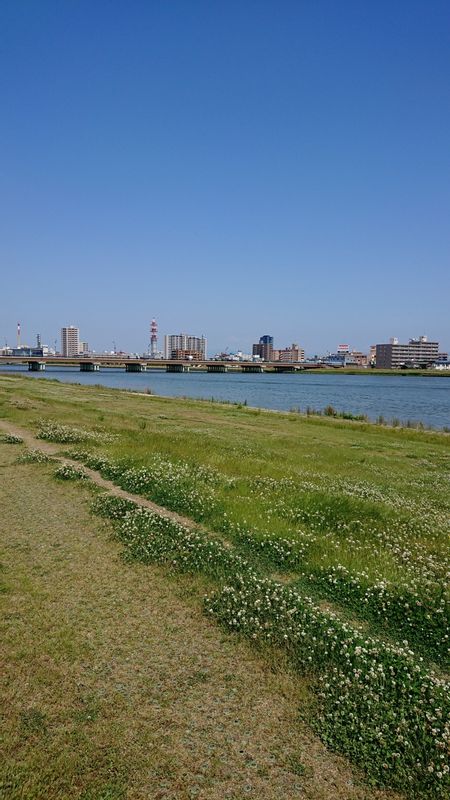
[17,322,21,348]
[150,318,158,357]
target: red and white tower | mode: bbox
[150,318,158,357]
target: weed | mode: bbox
[54,463,89,481]
[0,433,23,444]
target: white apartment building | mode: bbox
[376,336,439,369]
[164,333,207,360]
[61,326,80,357]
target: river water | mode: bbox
[2,366,450,429]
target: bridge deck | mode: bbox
[0,356,323,371]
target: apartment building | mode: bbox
[61,326,80,357]
[164,334,207,360]
[171,349,204,361]
[278,343,305,362]
[375,336,439,368]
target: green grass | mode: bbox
[0,376,448,634]
[0,374,449,797]
[0,443,398,800]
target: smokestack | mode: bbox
[17,322,21,348]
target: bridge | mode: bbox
[0,355,324,374]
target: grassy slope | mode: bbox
[0,445,398,800]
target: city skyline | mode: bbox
[1,2,449,355]
[1,319,446,362]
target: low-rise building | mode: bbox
[324,352,358,367]
[278,343,305,362]
[171,349,204,361]
[433,360,450,370]
[349,350,368,367]
[9,346,46,357]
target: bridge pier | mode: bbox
[125,363,147,372]
[80,362,100,372]
[241,365,264,373]
[28,361,46,371]
[207,364,228,373]
[166,363,189,373]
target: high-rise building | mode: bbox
[375,336,439,368]
[252,334,274,361]
[164,333,207,360]
[61,326,80,357]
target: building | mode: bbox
[164,333,207,360]
[171,349,204,361]
[433,360,450,371]
[213,350,254,362]
[252,334,274,361]
[10,346,45,357]
[61,326,80,357]
[349,350,368,367]
[278,343,305,363]
[324,352,358,367]
[322,345,367,367]
[375,336,439,369]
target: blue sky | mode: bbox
[1,0,449,355]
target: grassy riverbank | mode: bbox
[1,375,449,798]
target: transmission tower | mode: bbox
[150,319,158,357]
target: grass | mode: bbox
[0,376,448,651]
[0,445,397,800]
[0,375,449,797]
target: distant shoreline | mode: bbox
[301,367,450,377]
[1,364,450,377]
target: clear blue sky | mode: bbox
[1,0,449,355]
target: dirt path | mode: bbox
[0,418,202,530]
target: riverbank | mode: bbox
[0,375,448,798]
[304,367,450,376]
[1,367,449,428]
